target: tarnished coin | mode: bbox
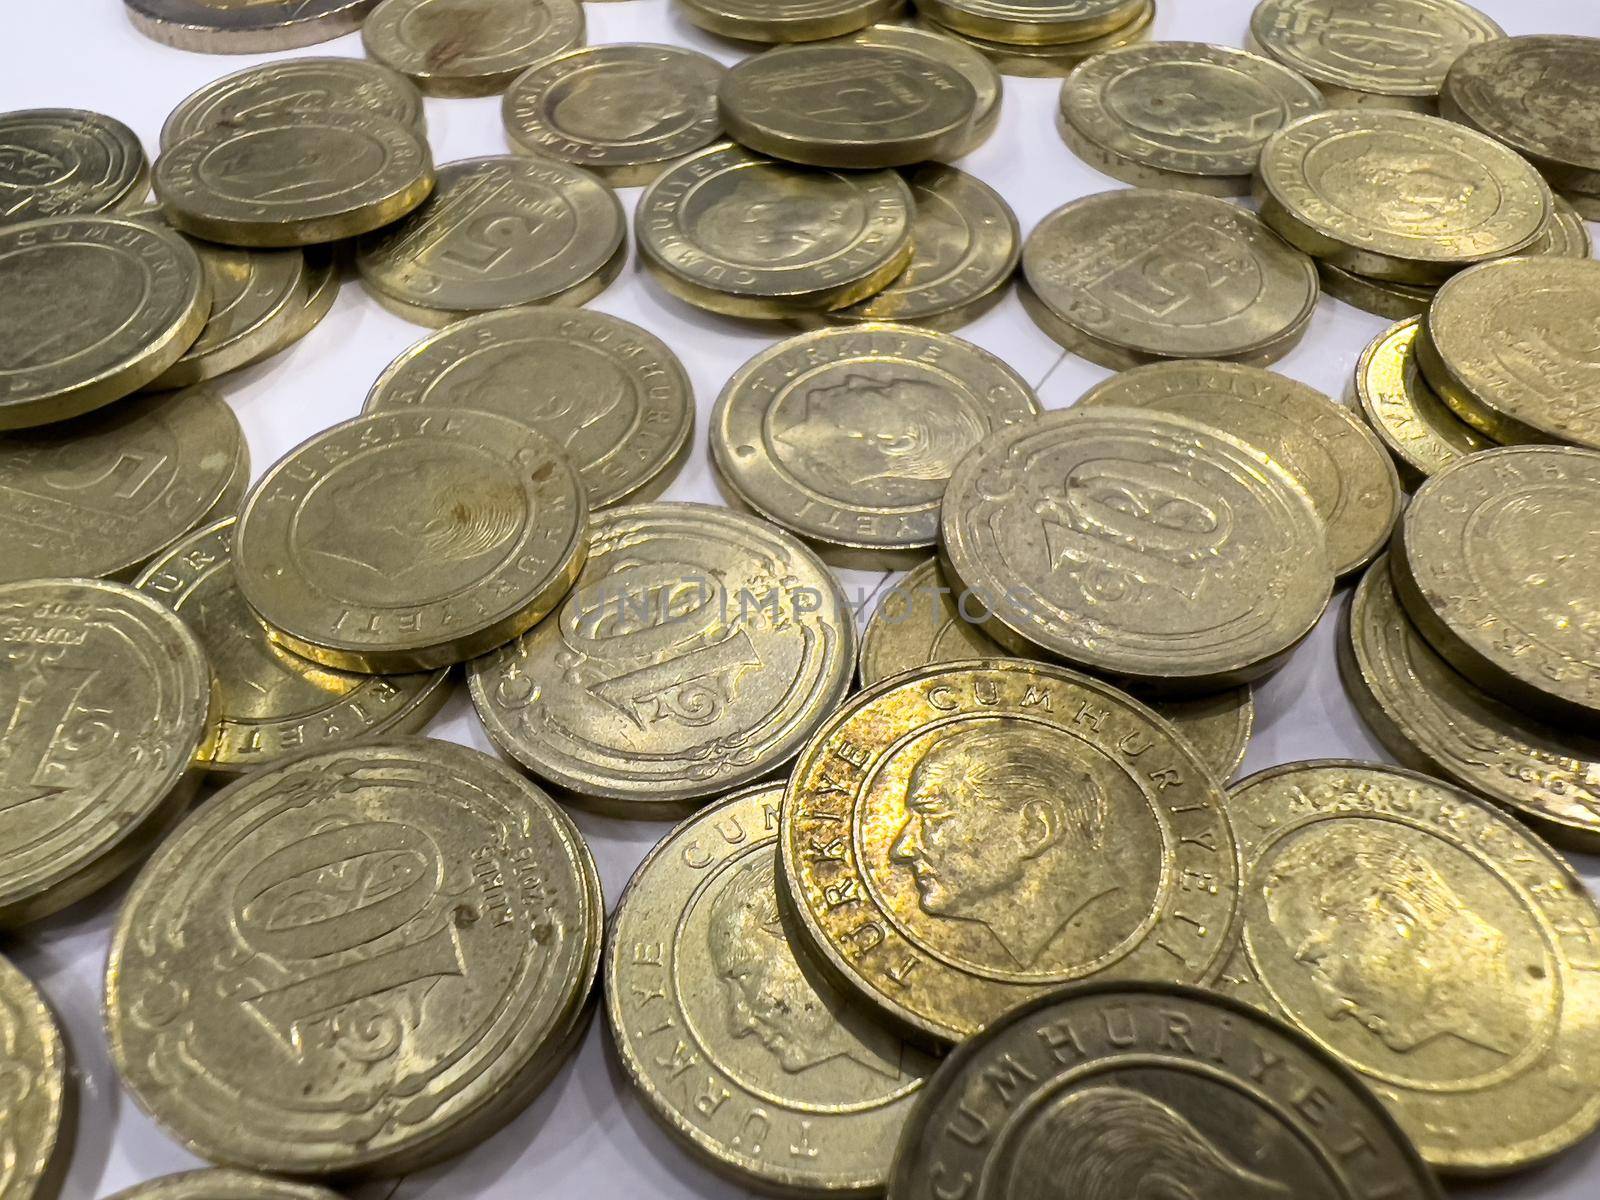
[235,409,588,673]
[891,982,1443,1200]
[1021,189,1318,370]
[1318,260,1436,319]
[1250,0,1503,110]
[832,22,1003,156]
[0,109,148,226]
[916,0,1147,45]
[355,156,625,327]
[154,111,434,248]
[1419,257,1600,449]
[608,784,936,1193]
[123,0,381,52]
[365,308,693,508]
[941,406,1332,691]
[0,954,69,1200]
[503,44,725,186]
[105,739,603,1176]
[637,143,914,318]
[161,57,426,150]
[362,0,584,98]
[1256,109,1552,284]
[711,325,1039,567]
[469,502,855,815]
[1079,361,1402,577]
[1219,760,1600,1173]
[0,578,213,927]
[1392,446,1600,728]
[914,2,1155,77]
[0,216,209,430]
[0,386,246,584]
[678,0,904,43]
[780,661,1241,1044]
[1059,42,1324,196]
[105,1172,342,1200]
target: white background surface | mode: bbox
[5,1,1600,1197]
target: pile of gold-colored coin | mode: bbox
[911,0,1157,76]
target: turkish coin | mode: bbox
[677,0,904,43]
[362,0,584,98]
[0,954,70,1200]
[913,3,1156,78]
[105,1173,340,1200]
[123,0,381,52]
[916,0,1146,45]
[0,109,148,226]
[249,246,340,365]
[832,22,1003,156]
[1318,260,1436,319]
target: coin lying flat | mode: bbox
[365,309,693,508]
[1220,760,1600,1173]
[250,246,340,366]
[892,982,1444,1200]
[105,1172,343,1200]
[235,409,587,673]
[0,578,213,927]
[362,0,584,97]
[0,954,69,1200]
[0,109,148,226]
[503,44,726,187]
[608,784,936,1193]
[711,325,1039,567]
[832,22,1003,156]
[781,661,1241,1044]
[1059,42,1325,196]
[917,0,1146,45]
[678,0,903,42]
[123,0,381,52]
[469,502,855,815]
[914,3,1156,77]
[637,143,914,318]
[106,739,602,1176]
[941,407,1332,691]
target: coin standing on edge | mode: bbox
[104,1172,343,1200]
[678,0,904,42]
[0,109,149,226]
[123,0,381,52]
[0,955,70,1200]
[362,0,585,97]
[832,22,1003,156]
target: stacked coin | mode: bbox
[912,0,1157,77]
[124,0,381,52]
[676,0,904,42]
[0,953,71,1199]
[363,0,585,97]
[0,109,149,224]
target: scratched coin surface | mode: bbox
[105,739,603,1176]
[832,23,1003,156]
[362,0,585,97]
[0,954,69,1200]
[0,578,213,927]
[1218,760,1600,1173]
[365,308,692,508]
[891,982,1443,1200]
[916,0,1147,44]
[1080,361,1401,577]
[607,784,937,1193]
[234,409,588,672]
[104,1171,343,1200]
[0,109,148,226]
[678,0,903,42]
[469,502,855,815]
[780,661,1241,1045]
[914,3,1156,78]
[711,325,1040,567]
[941,407,1332,691]
[123,0,382,52]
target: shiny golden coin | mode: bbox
[917,0,1146,45]
[123,0,381,52]
[469,502,855,815]
[105,739,602,1176]
[607,784,936,1193]
[0,954,70,1200]
[0,578,213,927]
[678,0,904,43]
[941,406,1332,691]
[637,143,914,318]
[913,3,1155,78]
[1256,109,1552,284]
[502,44,726,187]
[364,308,693,508]
[780,661,1241,1044]
[249,245,340,365]
[1392,446,1600,728]
[1219,760,1600,1173]
[892,982,1444,1200]
[1354,316,1492,486]
[235,409,588,673]
[832,22,1003,156]
[1318,260,1436,319]
[155,111,434,248]
[362,0,584,97]
[1022,189,1318,369]
[105,1172,343,1200]
[0,109,148,226]
[711,325,1039,567]
[1059,42,1324,196]
[1079,361,1402,577]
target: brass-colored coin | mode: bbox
[0,578,213,927]
[941,407,1332,691]
[711,325,1039,568]
[105,1172,342,1200]
[831,23,1003,156]
[1318,260,1435,319]
[136,519,453,777]
[913,3,1155,78]
[1256,109,1552,284]
[678,0,904,43]
[637,143,914,318]
[0,109,148,226]
[1079,361,1402,577]
[607,784,936,1193]
[780,661,1241,1044]
[891,982,1444,1200]
[0,954,70,1200]
[154,111,434,248]
[362,0,584,98]
[1218,760,1600,1173]
[355,156,624,326]
[0,216,209,430]
[0,386,246,584]
[248,246,340,365]
[1392,445,1600,728]
[364,308,693,508]
[916,0,1146,45]
[1541,194,1596,259]
[123,0,381,52]
[1059,42,1324,196]
[1250,0,1503,109]
[469,502,855,815]
[503,44,725,187]
[234,409,588,672]
[1022,189,1318,369]
[105,739,602,1176]
[1419,256,1600,449]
